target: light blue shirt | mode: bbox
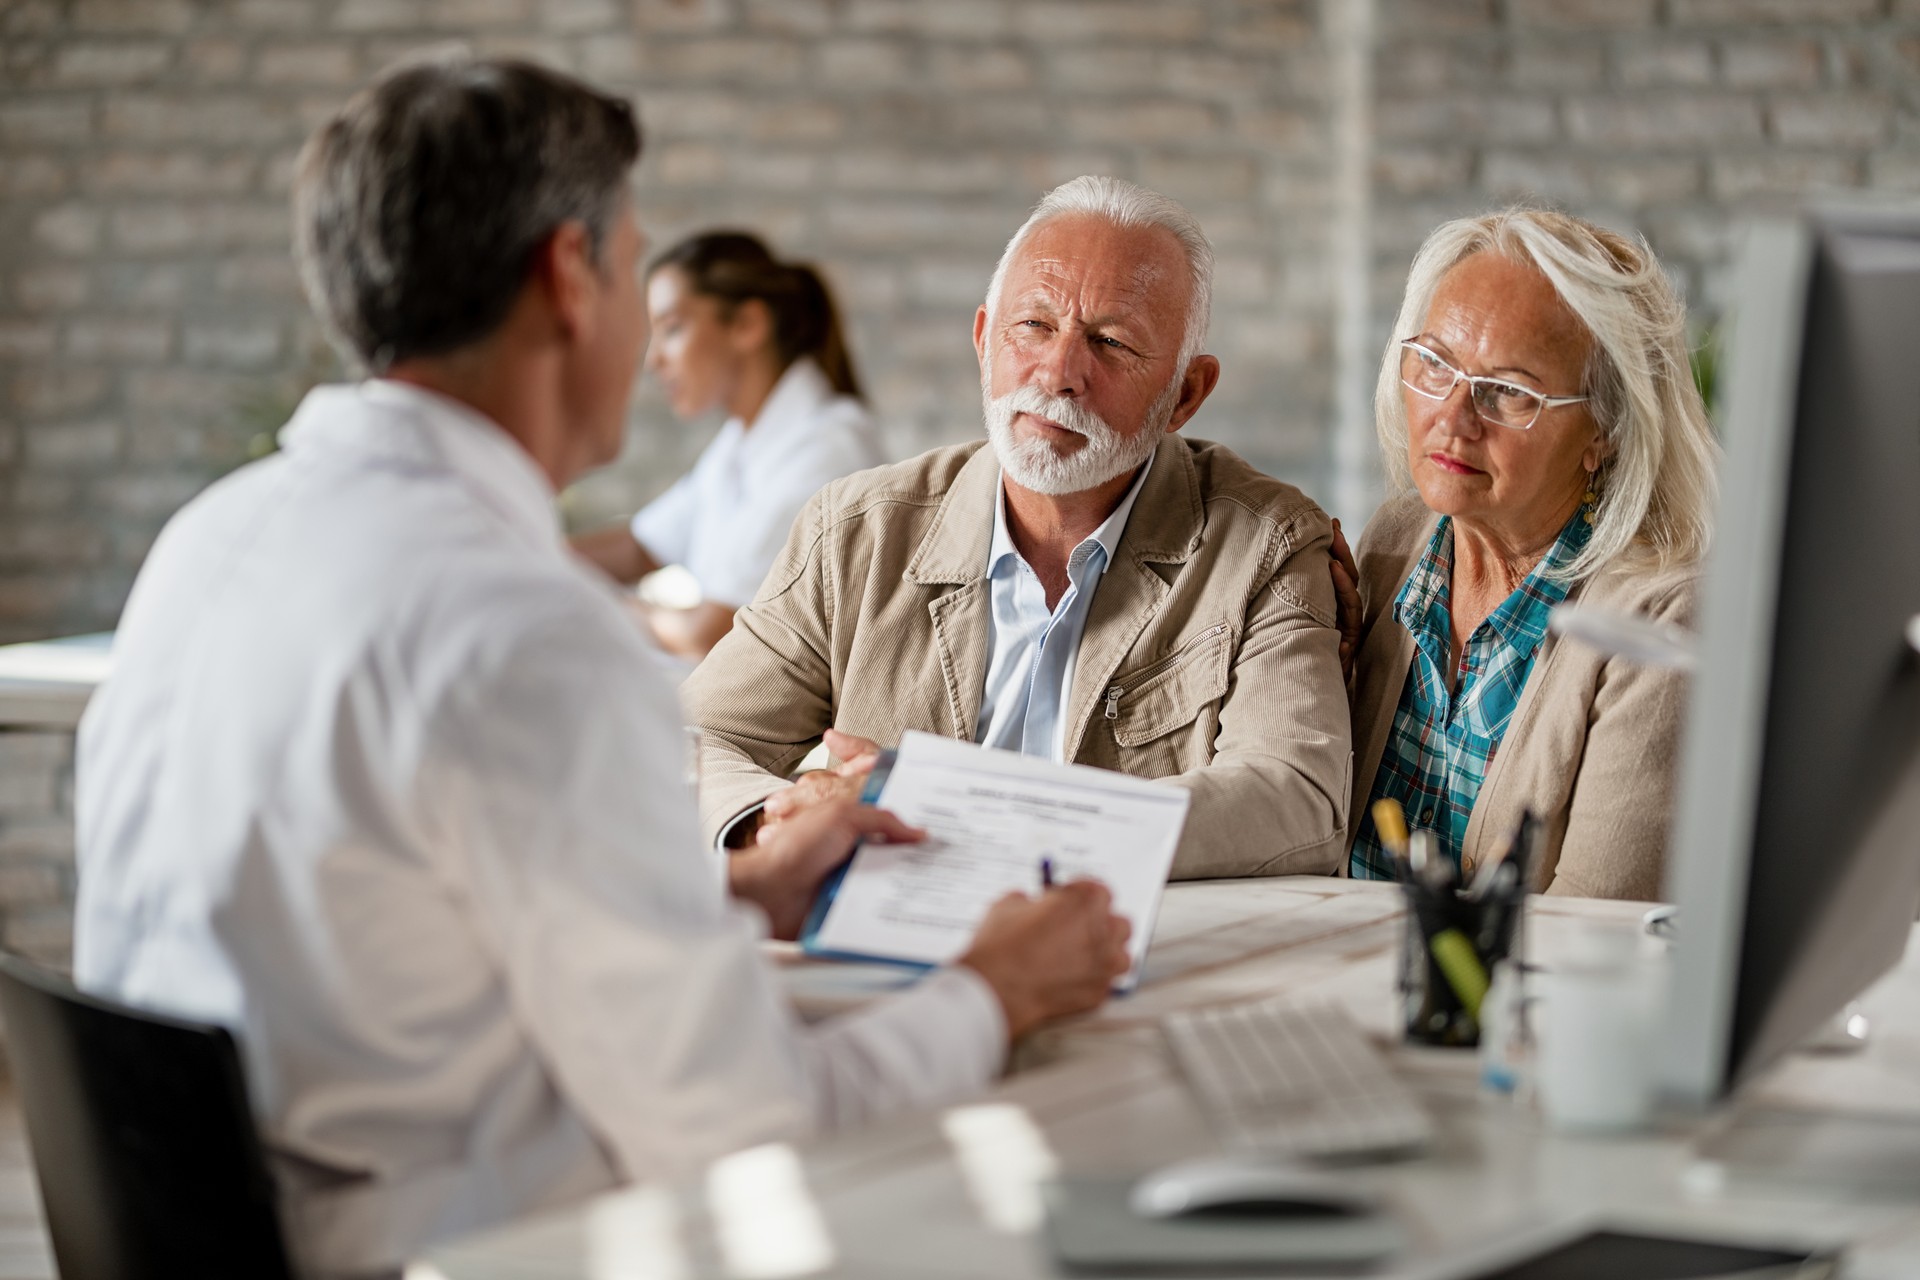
[977,455,1154,761]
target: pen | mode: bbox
[1410,830,1455,892]
[1040,857,1055,890]
[1407,828,1431,878]
[1511,808,1542,894]
[1467,816,1523,900]
[1476,859,1521,956]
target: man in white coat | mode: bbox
[73,55,1129,1279]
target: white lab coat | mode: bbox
[74,380,1001,1278]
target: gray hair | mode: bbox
[1376,206,1720,580]
[294,53,640,371]
[984,175,1214,372]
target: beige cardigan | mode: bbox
[684,434,1352,881]
[1346,494,1695,900]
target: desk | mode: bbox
[0,633,111,731]
[420,879,1920,1279]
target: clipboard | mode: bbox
[795,732,1187,990]
[797,748,920,966]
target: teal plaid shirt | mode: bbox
[1350,510,1591,880]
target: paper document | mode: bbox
[807,731,1190,989]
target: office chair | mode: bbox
[0,953,295,1280]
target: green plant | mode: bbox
[229,335,344,465]
[1689,325,1721,431]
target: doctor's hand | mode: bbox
[959,881,1133,1041]
[729,795,923,942]
[757,729,886,834]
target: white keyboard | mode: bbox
[1162,998,1436,1160]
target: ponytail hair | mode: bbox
[647,230,864,402]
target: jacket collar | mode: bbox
[905,432,1203,586]
[1391,510,1592,659]
[986,449,1153,580]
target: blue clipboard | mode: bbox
[796,748,934,970]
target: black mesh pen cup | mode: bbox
[1399,875,1525,1047]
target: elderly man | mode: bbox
[686,177,1350,879]
[73,57,1127,1277]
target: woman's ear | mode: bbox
[1581,425,1612,476]
[727,296,774,356]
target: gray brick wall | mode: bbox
[9,1,1914,648]
[1370,0,1920,349]
[0,731,75,970]
[1,0,1341,646]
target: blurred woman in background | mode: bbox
[574,231,882,659]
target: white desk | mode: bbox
[0,633,111,731]
[420,879,1920,1279]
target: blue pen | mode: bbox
[1040,857,1055,890]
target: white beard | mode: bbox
[981,370,1179,496]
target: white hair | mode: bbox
[1376,206,1721,580]
[984,175,1214,372]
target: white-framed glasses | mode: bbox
[1398,339,1589,431]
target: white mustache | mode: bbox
[992,385,1119,441]
[983,379,1160,497]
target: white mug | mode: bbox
[1536,926,1665,1132]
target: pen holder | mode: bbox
[1398,874,1525,1048]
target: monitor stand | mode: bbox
[1797,1005,1872,1054]
[1694,1106,1920,1197]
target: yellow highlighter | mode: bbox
[1429,927,1490,1020]
[1372,798,1410,861]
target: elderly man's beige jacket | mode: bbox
[683,434,1352,880]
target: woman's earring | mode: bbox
[1582,470,1600,523]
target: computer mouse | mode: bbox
[1127,1156,1383,1221]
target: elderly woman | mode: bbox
[1335,208,1719,899]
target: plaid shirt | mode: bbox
[1350,510,1592,880]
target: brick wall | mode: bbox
[7,2,1915,648]
[0,731,76,969]
[0,0,1341,645]
[1370,0,1920,345]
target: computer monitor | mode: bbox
[1659,201,1920,1110]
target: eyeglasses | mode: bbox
[1398,339,1589,431]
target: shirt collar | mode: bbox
[1392,515,1452,642]
[729,357,837,460]
[1392,508,1594,648]
[1480,507,1592,648]
[987,450,1156,581]
[278,379,563,556]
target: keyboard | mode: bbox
[1161,998,1436,1160]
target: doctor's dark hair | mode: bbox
[649,231,865,402]
[293,54,641,371]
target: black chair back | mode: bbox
[0,954,294,1280]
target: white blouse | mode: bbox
[631,357,882,606]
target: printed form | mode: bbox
[809,731,1190,989]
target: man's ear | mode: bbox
[1164,355,1221,434]
[534,221,598,340]
[972,305,989,371]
